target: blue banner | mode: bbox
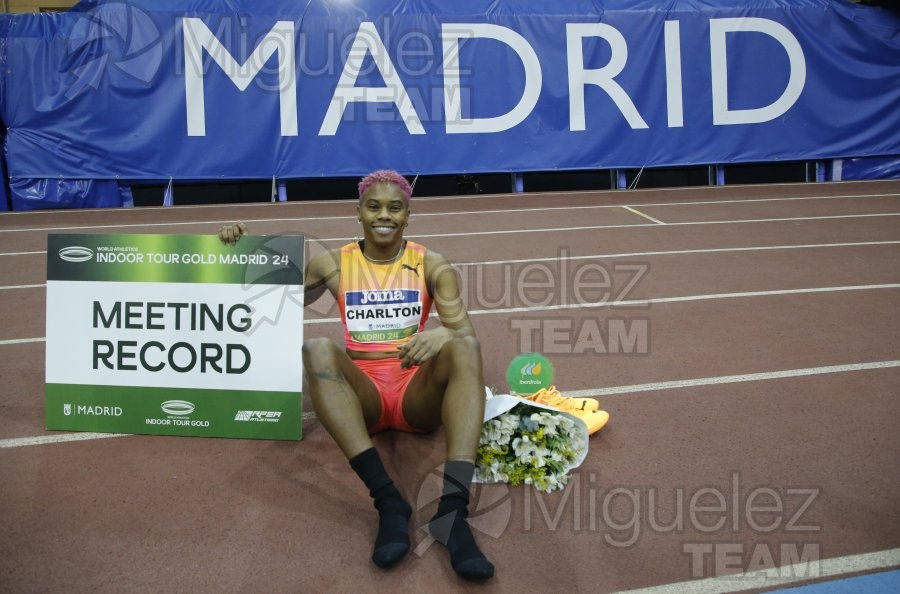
[0,129,8,211]
[8,178,134,210]
[1,0,898,181]
[836,155,900,181]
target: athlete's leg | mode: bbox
[302,337,382,458]
[400,336,494,581]
[401,335,486,460]
[302,337,410,569]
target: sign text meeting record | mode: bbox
[45,233,305,440]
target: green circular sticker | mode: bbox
[507,353,554,395]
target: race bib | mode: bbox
[344,289,422,343]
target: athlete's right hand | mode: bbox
[218,222,248,245]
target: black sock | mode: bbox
[428,460,495,581]
[349,447,411,569]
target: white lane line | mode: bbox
[566,360,900,398]
[0,197,358,217]
[1,194,898,234]
[405,213,900,241]
[0,250,44,257]
[0,411,320,449]
[623,205,666,224]
[0,337,45,345]
[0,215,355,234]
[631,191,899,209]
[613,547,900,594]
[445,186,897,203]
[0,432,127,448]
[300,283,900,325]
[376,191,900,212]
[458,240,900,266]
[5,241,899,292]
[3,362,894,448]
[463,283,900,317]
[14,210,893,244]
[3,284,897,337]
[8,239,900,265]
[0,213,898,254]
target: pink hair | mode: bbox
[358,170,412,203]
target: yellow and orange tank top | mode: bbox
[338,240,433,353]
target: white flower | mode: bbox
[481,419,503,444]
[499,414,518,433]
[476,403,586,492]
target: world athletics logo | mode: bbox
[161,400,195,416]
[58,246,95,263]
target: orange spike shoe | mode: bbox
[523,385,600,413]
[578,409,610,435]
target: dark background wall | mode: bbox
[131,161,812,207]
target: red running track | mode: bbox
[0,180,898,593]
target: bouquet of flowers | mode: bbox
[474,390,589,492]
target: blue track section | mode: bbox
[770,569,900,594]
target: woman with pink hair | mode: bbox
[219,170,494,581]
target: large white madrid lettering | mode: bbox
[567,23,649,130]
[183,18,297,136]
[710,18,806,125]
[181,17,806,136]
[442,24,542,134]
[320,22,424,136]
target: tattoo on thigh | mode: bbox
[312,369,346,383]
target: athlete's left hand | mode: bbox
[397,327,455,368]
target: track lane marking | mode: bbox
[0,337,45,345]
[1,194,898,234]
[5,362,895,447]
[288,283,900,324]
[4,283,898,340]
[565,360,900,397]
[458,283,900,318]
[0,180,896,221]
[622,205,666,224]
[7,239,900,264]
[0,432,127,448]
[459,240,900,266]
[405,213,900,241]
[5,240,899,291]
[2,212,900,258]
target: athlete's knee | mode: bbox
[441,335,481,364]
[302,337,342,371]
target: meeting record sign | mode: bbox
[45,233,305,440]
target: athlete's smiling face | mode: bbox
[357,181,410,248]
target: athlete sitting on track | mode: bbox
[218,170,494,581]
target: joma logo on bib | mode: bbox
[361,290,403,305]
[346,289,418,307]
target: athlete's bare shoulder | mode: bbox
[423,248,452,270]
[422,248,457,296]
[306,248,341,293]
